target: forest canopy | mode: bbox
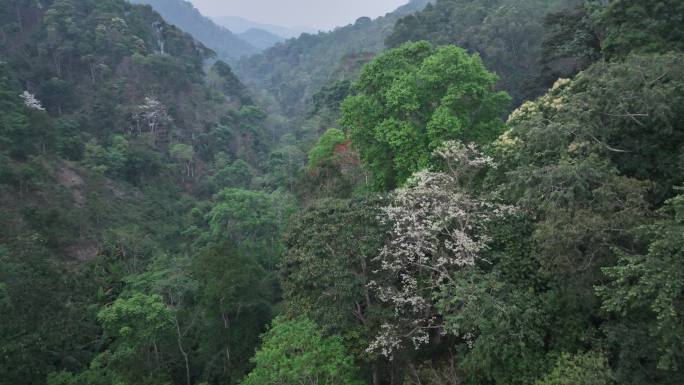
[1,0,683,385]
[341,41,510,190]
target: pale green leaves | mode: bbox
[97,293,173,346]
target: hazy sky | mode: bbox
[189,0,409,30]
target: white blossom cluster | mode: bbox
[130,96,172,136]
[368,141,513,358]
[20,91,45,111]
[434,141,495,185]
[367,323,403,358]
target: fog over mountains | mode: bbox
[129,0,429,62]
[129,0,329,58]
[213,15,317,38]
[190,0,410,30]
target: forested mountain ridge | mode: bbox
[235,0,433,118]
[129,0,259,60]
[0,0,293,384]
[1,0,684,385]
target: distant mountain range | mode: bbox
[238,28,286,51]
[128,0,431,64]
[213,16,318,39]
[130,0,259,60]
[128,0,432,63]
[129,0,316,58]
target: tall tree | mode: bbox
[341,41,509,190]
[280,197,388,383]
[368,141,511,357]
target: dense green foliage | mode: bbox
[540,0,684,87]
[535,352,613,385]
[273,1,684,384]
[0,0,291,384]
[280,197,389,378]
[386,0,574,105]
[600,0,684,58]
[306,128,346,169]
[2,0,684,385]
[598,189,684,371]
[241,317,363,385]
[341,41,509,189]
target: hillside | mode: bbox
[129,0,258,60]
[0,0,286,383]
[2,0,684,385]
[235,0,432,117]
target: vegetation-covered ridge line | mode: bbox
[1,0,683,385]
[1,0,297,383]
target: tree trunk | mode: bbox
[222,311,231,376]
[153,340,161,369]
[174,317,191,385]
[15,4,23,33]
[372,363,380,385]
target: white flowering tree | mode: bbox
[368,141,512,358]
[131,96,171,139]
[20,91,45,111]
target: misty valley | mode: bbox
[1,1,683,385]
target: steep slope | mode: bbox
[0,1,277,383]
[2,0,684,385]
[130,0,258,60]
[235,0,432,117]
[0,0,276,266]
